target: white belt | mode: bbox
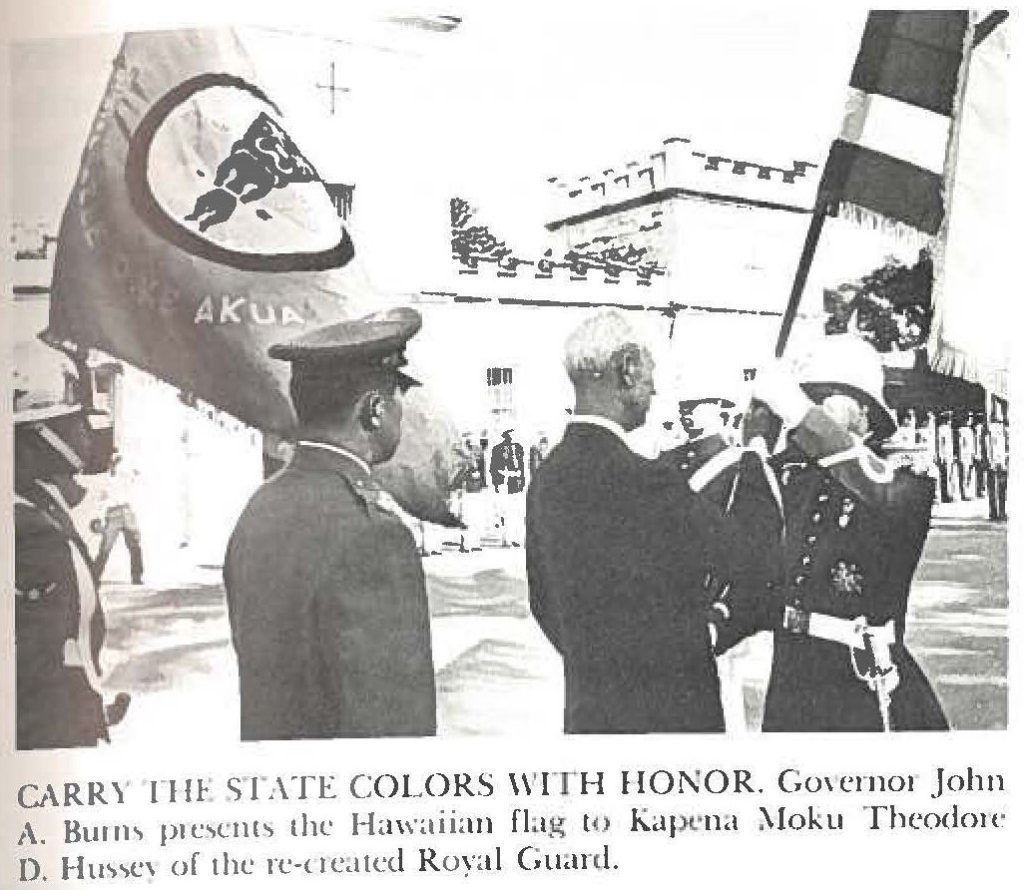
[783,606,896,651]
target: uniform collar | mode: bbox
[568,414,631,448]
[295,439,373,478]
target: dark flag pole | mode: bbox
[773,203,829,358]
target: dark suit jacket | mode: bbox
[526,423,757,733]
[224,443,436,740]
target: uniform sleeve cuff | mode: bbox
[775,389,814,429]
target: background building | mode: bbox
[10,16,1009,575]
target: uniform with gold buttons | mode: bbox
[755,338,947,732]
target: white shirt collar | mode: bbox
[568,414,632,448]
[297,440,372,476]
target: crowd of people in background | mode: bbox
[440,429,552,552]
[439,398,1010,555]
[893,405,1009,520]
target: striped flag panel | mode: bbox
[818,10,972,236]
[819,140,946,235]
[850,11,970,115]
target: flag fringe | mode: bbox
[929,339,1007,399]
[834,202,934,253]
[930,341,977,381]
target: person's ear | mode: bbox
[618,349,640,389]
[359,391,384,431]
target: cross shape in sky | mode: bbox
[315,60,349,115]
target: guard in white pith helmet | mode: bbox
[753,335,947,731]
[14,385,129,749]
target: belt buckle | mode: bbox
[783,605,810,636]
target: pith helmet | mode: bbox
[793,335,896,439]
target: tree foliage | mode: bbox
[824,248,933,352]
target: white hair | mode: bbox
[563,311,645,381]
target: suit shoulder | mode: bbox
[260,465,362,508]
[232,468,368,545]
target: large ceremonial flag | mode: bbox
[818,11,971,237]
[776,11,973,355]
[46,29,463,524]
[928,14,1009,396]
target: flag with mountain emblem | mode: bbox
[47,28,464,525]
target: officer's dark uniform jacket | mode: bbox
[659,433,785,653]
[762,407,947,731]
[224,442,437,740]
[526,422,769,733]
[15,482,107,749]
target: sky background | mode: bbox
[10,4,868,230]
[7,4,1008,375]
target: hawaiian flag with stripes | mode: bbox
[818,11,972,236]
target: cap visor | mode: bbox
[396,370,421,391]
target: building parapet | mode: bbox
[547,136,819,227]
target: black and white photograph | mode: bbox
[5,5,1021,886]
[5,5,1011,753]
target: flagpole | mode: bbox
[774,203,829,358]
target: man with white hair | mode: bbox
[525,311,772,733]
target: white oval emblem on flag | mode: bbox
[126,73,354,271]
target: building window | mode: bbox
[487,367,513,386]
[486,366,515,417]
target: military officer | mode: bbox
[659,397,785,654]
[956,415,976,499]
[754,336,947,731]
[223,308,436,740]
[936,411,956,501]
[971,412,988,499]
[986,406,1008,521]
[14,389,128,748]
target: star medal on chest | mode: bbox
[830,559,864,597]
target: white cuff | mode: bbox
[772,388,813,429]
[746,435,768,456]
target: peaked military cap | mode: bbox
[269,307,422,388]
[678,397,736,412]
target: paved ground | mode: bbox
[905,502,1008,730]
[100,497,1006,745]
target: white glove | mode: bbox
[746,435,769,457]
[752,361,813,428]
